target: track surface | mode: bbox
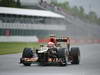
[0,44,100,75]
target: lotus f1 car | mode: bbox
[20,36,80,66]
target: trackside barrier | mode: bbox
[38,38,100,44]
[0,36,38,42]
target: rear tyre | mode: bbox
[23,63,31,66]
[70,47,80,64]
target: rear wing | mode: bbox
[56,37,70,50]
[56,37,70,42]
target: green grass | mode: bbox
[0,42,40,55]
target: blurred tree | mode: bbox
[16,0,21,7]
[88,11,97,22]
[79,6,85,17]
[88,11,97,18]
[50,1,100,25]
[97,18,100,25]
[0,0,17,7]
[61,2,70,10]
[51,1,71,12]
[71,6,80,16]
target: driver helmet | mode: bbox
[48,42,55,47]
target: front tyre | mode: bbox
[22,48,33,58]
[57,48,67,66]
[60,57,67,66]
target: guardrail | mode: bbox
[0,36,38,42]
[38,38,100,44]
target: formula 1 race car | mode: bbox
[20,36,80,66]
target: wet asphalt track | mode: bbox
[0,44,100,75]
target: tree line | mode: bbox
[51,1,100,25]
[0,0,21,7]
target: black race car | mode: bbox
[20,37,80,66]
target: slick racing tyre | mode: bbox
[70,47,80,64]
[57,48,67,66]
[23,63,31,66]
[22,48,33,58]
